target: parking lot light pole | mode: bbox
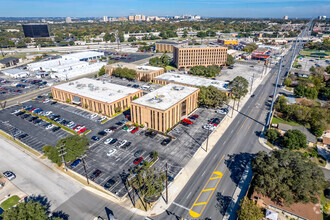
[81,156,89,185]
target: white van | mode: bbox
[141,85,151,90]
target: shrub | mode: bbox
[42,145,52,153]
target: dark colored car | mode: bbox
[52,126,61,132]
[33,119,42,124]
[161,138,172,146]
[109,126,117,131]
[15,111,25,116]
[145,131,156,138]
[70,159,81,168]
[133,157,143,165]
[43,122,52,127]
[134,150,144,157]
[90,169,102,180]
[18,133,28,139]
[182,121,190,126]
[116,122,123,126]
[21,114,30,119]
[29,116,38,122]
[191,114,199,118]
[91,136,100,141]
[104,178,116,190]
[109,138,117,144]
[51,101,57,105]
[98,131,107,136]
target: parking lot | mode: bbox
[104,52,153,64]
[0,73,57,101]
[218,62,265,82]
[296,57,329,72]
[71,107,227,198]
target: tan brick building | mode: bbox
[105,62,164,82]
[155,41,188,53]
[173,45,228,69]
[131,84,199,133]
[51,78,142,117]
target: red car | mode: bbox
[131,127,139,133]
[182,118,193,124]
[133,157,143,165]
[191,114,199,118]
[77,127,87,134]
[29,108,36,112]
[125,115,131,120]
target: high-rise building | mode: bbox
[128,15,134,21]
[103,16,108,22]
[173,45,227,69]
[134,15,141,21]
[141,15,146,21]
[318,15,327,20]
[22,23,50,38]
[117,17,127,21]
[65,17,72,23]
[283,16,288,20]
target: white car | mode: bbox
[44,111,52,116]
[104,138,113,145]
[90,113,98,119]
[107,149,117,156]
[11,110,20,115]
[98,116,107,122]
[203,124,216,131]
[117,140,127,148]
[46,124,54,130]
[104,129,112,134]
[3,171,16,181]
[127,127,135,132]
[42,99,50,103]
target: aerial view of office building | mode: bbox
[154,72,230,94]
[173,45,228,69]
[27,51,104,80]
[105,62,164,82]
[155,41,188,52]
[51,78,142,117]
[131,84,199,133]
[22,23,50,38]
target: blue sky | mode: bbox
[1,0,330,18]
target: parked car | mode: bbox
[18,133,28,139]
[116,140,127,148]
[145,131,157,138]
[191,114,199,118]
[134,150,144,157]
[133,157,144,165]
[91,136,100,141]
[90,169,102,181]
[98,131,107,136]
[109,126,117,131]
[104,178,116,190]
[52,126,61,132]
[131,127,139,133]
[109,138,117,145]
[182,118,193,124]
[161,138,172,146]
[106,149,117,156]
[104,138,113,144]
[70,159,81,168]
[3,171,16,181]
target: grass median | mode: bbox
[1,195,20,210]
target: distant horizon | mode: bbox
[1,0,329,18]
[0,16,319,19]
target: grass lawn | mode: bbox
[300,50,330,56]
[1,195,20,210]
[165,65,176,72]
[271,116,303,127]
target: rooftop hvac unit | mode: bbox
[88,83,94,88]
[94,86,99,90]
[211,81,219,84]
[117,90,123,93]
[109,93,114,96]
[173,86,184,91]
[69,82,74,85]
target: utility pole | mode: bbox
[265,56,283,129]
[132,186,135,207]
[81,156,89,184]
[206,128,210,152]
[58,144,67,171]
[165,163,168,204]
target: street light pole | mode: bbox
[165,163,168,204]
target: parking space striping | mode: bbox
[189,154,226,218]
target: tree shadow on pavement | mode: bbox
[224,153,255,186]
[215,192,232,216]
[52,210,69,220]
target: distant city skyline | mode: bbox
[2,0,330,18]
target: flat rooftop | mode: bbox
[156,41,187,45]
[155,73,229,91]
[132,83,199,111]
[53,78,140,104]
[108,62,163,73]
[174,45,227,49]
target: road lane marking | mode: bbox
[173,202,190,211]
[201,171,206,177]
[189,155,225,218]
[187,192,192,198]
[244,95,268,136]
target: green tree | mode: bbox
[226,54,235,66]
[182,30,188,38]
[98,66,105,76]
[229,76,249,109]
[284,78,292,87]
[326,66,330,74]
[198,86,228,108]
[47,135,89,166]
[103,33,112,42]
[128,36,137,42]
[282,129,307,150]
[242,43,258,53]
[237,198,263,220]
[252,150,326,205]
[294,84,305,97]
[112,67,137,80]
[265,129,281,144]
[1,200,48,220]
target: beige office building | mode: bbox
[51,78,142,117]
[173,45,228,69]
[131,84,199,133]
[155,41,188,53]
[105,62,164,82]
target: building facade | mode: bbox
[173,45,228,69]
[105,62,164,82]
[51,78,143,117]
[155,41,188,53]
[131,84,199,133]
[22,24,50,38]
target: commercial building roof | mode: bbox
[1,68,28,75]
[0,57,19,64]
[174,45,226,49]
[61,51,104,60]
[132,83,199,111]
[154,73,229,91]
[108,62,163,73]
[53,78,140,104]
[156,41,187,45]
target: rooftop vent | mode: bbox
[117,90,123,93]
[69,82,74,85]
[173,86,184,91]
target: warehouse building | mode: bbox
[173,45,227,69]
[154,72,230,95]
[52,78,142,117]
[1,68,29,78]
[218,39,239,45]
[105,62,164,82]
[131,83,199,133]
[155,41,188,53]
